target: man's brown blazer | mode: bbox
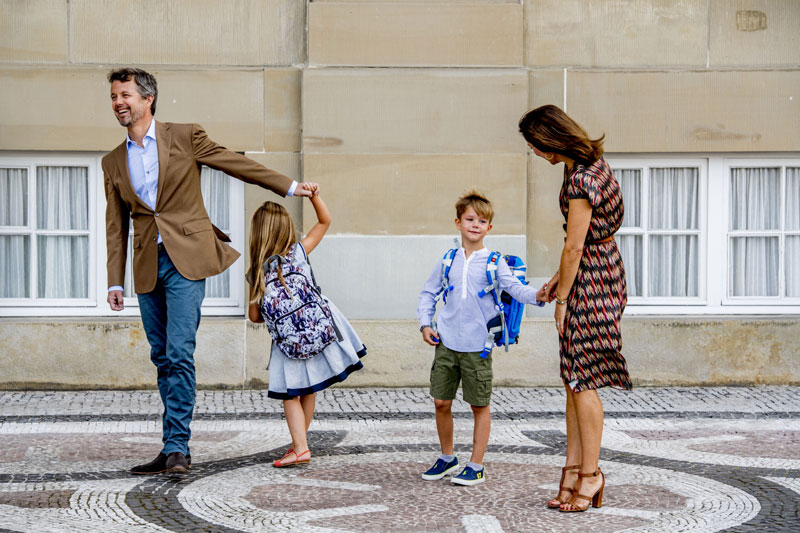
[103,121,293,294]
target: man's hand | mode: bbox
[108,290,124,311]
[421,326,440,346]
[294,182,320,197]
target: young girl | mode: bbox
[247,185,366,467]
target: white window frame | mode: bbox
[0,152,246,317]
[607,157,708,307]
[608,153,800,315]
[0,153,98,309]
[722,158,800,306]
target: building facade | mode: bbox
[1,0,798,388]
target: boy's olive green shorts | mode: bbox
[430,343,493,407]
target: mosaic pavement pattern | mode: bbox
[1,387,799,532]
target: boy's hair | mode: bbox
[247,201,298,305]
[455,190,494,223]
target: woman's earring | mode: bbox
[545,153,554,161]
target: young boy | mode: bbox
[417,191,545,486]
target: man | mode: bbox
[104,68,312,474]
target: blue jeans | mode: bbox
[137,246,205,456]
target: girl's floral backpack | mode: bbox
[259,248,337,360]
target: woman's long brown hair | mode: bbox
[247,201,298,305]
[518,105,605,166]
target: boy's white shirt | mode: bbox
[417,247,540,353]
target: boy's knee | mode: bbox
[470,404,490,414]
[434,399,453,412]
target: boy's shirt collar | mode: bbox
[459,246,488,259]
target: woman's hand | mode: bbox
[554,302,566,336]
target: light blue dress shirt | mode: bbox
[126,119,160,212]
[417,247,541,353]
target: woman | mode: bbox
[519,105,631,512]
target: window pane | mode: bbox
[206,270,230,299]
[729,168,780,231]
[200,167,230,298]
[201,167,229,231]
[617,234,642,297]
[648,235,699,297]
[787,236,800,298]
[36,166,89,230]
[787,168,800,230]
[0,168,28,226]
[729,236,779,297]
[37,236,89,298]
[0,235,30,297]
[124,233,136,298]
[649,167,698,230]
[616,169,641,228]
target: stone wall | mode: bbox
[1,0,798,387]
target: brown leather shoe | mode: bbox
[166,452,189,474]
[130,453,168,475]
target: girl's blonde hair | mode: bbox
[247,201,298,305]
[518,104,604,165]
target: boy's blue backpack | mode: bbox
[438,249,542,359]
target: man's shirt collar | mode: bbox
[126,119,156,149]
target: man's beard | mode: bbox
[116,107,142,127]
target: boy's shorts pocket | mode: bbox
[429,345,459,401]
[464,367,493,407]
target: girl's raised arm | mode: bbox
[301,191,331,254]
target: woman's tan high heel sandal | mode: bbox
[273,448,311,468]
[559,468,604,512]
[547,465,580,508]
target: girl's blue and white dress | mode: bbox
[265,243,366,399]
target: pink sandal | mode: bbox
[272,448,311,468]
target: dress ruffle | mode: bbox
[266,244,365,399]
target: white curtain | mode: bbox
[649,168,698,230]
[201,167,230,298]
[36,167,89,298]
[648,168,699,297]
[730,237,779,296]
[617,169,641,228]
[785,168,799,297]
[729,168,781,297]
[124,233,135,298]
[649,235,698,297]
[0,168,29,297]
[617,234,641,297]
[786,236,799,298]
[729,167,780,231]
[615,169,641,296]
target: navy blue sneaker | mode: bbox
[451,465,486,486]
[421,456,459,480]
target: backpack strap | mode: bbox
[478,252,508,358]
[435,248,457,305]
[264,253,288,274]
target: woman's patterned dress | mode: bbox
[559,158,632,392]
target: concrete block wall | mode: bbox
[1,0,798,388]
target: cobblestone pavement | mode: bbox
[1,387,799,532]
